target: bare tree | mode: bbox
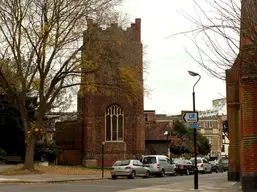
[167,0,257,81]
[0,0,143,170]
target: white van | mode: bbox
[142,155,176,177]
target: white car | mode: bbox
[142,155,176,177]
[110,159,150,179]
[190,157,212,174]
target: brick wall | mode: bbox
[55,121,82,165]
[226,1,257,189]
[240,80,257,190]
[226,69,240,181]
[81,95,145,166]
[58,149,82,165]
[145,111,156,121]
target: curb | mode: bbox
[0,177,110,184]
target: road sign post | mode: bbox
[189,123,200,129]
[182,112,198,123]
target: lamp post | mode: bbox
[188,70,201,190]
[101,141,105,178]
[164,131,170,158]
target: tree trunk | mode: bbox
[24,132,36,170]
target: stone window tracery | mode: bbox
[105,104,124,141]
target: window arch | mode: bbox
[105,104,124,141]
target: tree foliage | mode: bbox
[171,120,211,155]
[0,0,141,169]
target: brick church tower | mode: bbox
[80,18,145,167]
[226,1,257,191]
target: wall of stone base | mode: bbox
[97,153,137,167]
[82,153,140,167]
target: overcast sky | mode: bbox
[120,0,227,115]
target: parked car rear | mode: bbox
[190,157,212,174]
[174,159,195,175]
[209,160,223,173]
[221,159,228,171]
[142,155,176,177]
[110,159,150,180]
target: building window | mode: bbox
[105,104,124,141]
[145,113,148,121]
[204,121,213,128]
[222,145,225,152]
[209,121,213,128]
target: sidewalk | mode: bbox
[0,173,111,183]
[118,174,242,192]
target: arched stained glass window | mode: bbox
[105,104,124,141]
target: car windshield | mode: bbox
[113,160,130,166]
[191,159,202,164]
[173,159,184,164]
[142,157,157,164]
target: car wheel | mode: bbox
[160,169,165,177]
[186,169,190,175]
[128,171,136,179]
[112,175,117,180]
[144,171,150,178]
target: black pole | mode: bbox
[167,134,168,155]
[193,91,198,189]
[102,143,104,178]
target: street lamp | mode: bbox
[102,141,105,179]
[188,70,201,190]
[164,131,170,158]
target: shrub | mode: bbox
[34,140,61,162]
[0,148,6,160]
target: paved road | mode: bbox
[0,173,235,192]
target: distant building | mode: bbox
[144,110,180,158]
[197,98,228,159]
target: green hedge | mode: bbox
[34,140,61,162]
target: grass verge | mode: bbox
[0,164,110,176]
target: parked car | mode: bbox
[209,160,223,173]
[190,157,212,174]
[221,159,228,171]
[174,159,195,175]
[142,155,176,177]
[110,159,150,180]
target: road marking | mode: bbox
[118,188,183,192]
[0,178,20,181]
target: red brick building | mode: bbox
[144,110,183,158]
[226,1,257,191]
[56,18,145,167]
